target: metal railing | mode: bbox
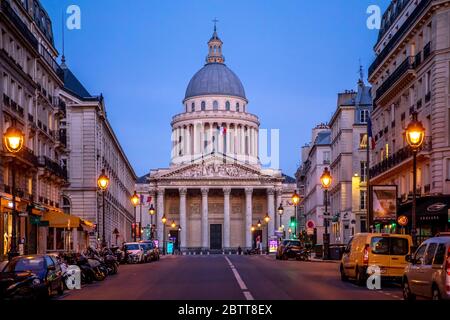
[370,136,432,178]
[369,0,433,77]
[37,156,68,180]
[375,56,415,103]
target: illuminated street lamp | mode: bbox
[4,124,24,260]
[405,112,425,245]
[291,190,301,238]
[277,203,284,238]
[171,220,176,229]
[257,220,262,228]
[131,191,139,241]
[264,214,270,255]
[320,167,332,260]
[97,169,109,247]
[148,203,156,240]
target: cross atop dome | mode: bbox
[206,19,225,64]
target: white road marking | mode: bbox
[224,256,254,300]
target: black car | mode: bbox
[276,240,303,260]
[0,254,64,300]
[139,241,160,262]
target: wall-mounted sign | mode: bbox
[427,203,446,213]
[397,215,408,227]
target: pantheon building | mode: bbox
[137,27,296,252]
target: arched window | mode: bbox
[243,104,246,113]
[62,196,71,215]
[236,103,240,112]
[201,101,206,111]
[191,102,195,112]
[225,101,230,111]
[213,101,219,111]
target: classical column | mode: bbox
[223,188,231,249]
[179,188,187,250]
[267,188,275,237]
[245,188,253,249]
[156,188,165,244]
[275,188,283,230]
[201,188,209,250]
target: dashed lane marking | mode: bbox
[224,256,254,301]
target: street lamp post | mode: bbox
[148,203,155,240]
[320,167,332,260]
[161,215,167,255]
[4,124,25,260]
[264,213,270,255]
[97,169,110,248]
[277,203,284,234]
[405,112,425,245]
[292,191,301,238]
[131,191,139,242]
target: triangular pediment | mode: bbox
[155,155,273,180]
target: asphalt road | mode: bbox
[60,255,403,300]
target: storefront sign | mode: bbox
[371,185,397,221]
[269,240,278,253]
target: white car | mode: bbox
[124,242,145,264]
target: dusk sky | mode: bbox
[42,0,389,178]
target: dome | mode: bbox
[185,63,246,100]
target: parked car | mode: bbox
[403,235,450,300]
[139,240,160,262]
[340,233,413,285]
[276,240,303,260]
[0,254,64,300]
[123,242,145,264]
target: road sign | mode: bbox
[306,220,315,229]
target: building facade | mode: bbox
[328,78,372,244]
[139,27,296,253]
[368,0,450,239]
[297,124,331,245]
[60,60,137,249]
[0,0,70,259]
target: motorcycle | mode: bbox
[100,248,119,275]
[0,271,43,300]
[296,248,312,261]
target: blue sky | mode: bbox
[42,0,390,177]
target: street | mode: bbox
[60,255,403,300]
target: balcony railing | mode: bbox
[0,0,39,51]
[370,136,432,178]
[375,56,415,103]
[369,0,433,77]
[38,156,68,180]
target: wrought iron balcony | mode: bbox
[38,156,68,180]
[374,56,415,105]
[370,136,432,179]
[369,0,432,77]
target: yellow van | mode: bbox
[340,233,413,285]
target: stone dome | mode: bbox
[185,63,246,100]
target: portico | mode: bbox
[149,159,284,252]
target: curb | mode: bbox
[310,258,340,264]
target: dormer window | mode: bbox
[191,102,195,112]
[225,101,230,111]
[213,101,218,111]
[201,101,206,111]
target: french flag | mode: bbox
[219,126,227,135]
[368,117,376,150]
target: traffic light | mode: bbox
[290,216,296,228]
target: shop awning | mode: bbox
[80,219,95,232]
[41,210,81,228]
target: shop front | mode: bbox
[397,195,450,244]
[40,210,94,254]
